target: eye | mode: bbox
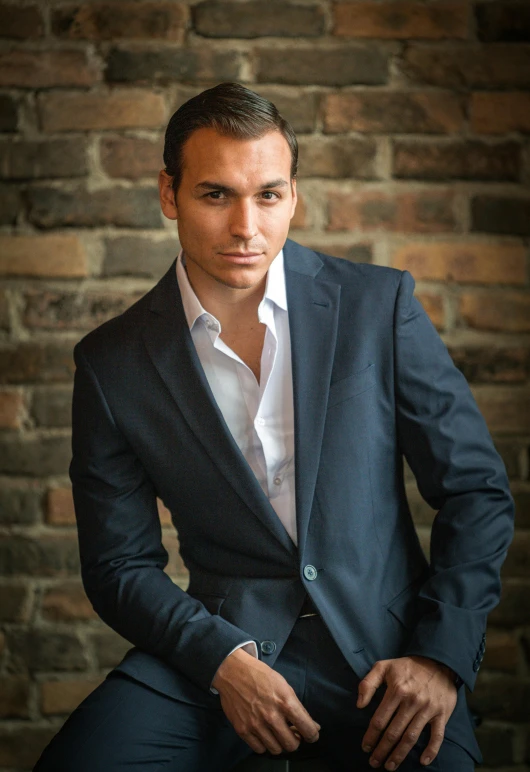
[205,191,226,200]
[261,191,279,201]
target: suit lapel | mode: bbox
[284,241,341,557]
[142,261,296,558]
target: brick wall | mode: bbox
[0,1,529,768]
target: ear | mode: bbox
[159,170,178,220]
[289,177,298,220]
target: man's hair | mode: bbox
[163,82,298,193]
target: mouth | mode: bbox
[219,252,264,264]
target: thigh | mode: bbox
[33,671,251,772]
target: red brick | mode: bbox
[107,46,242,85]
[103,235,177,278]
[471,195,530,237]
[46,487,75,526]
[476,2,530,43]
[482,630,519,672]
[0,138,88,180]
[0,583,31,622]
[393,139,520,182]
[0,727,57,769]
[0,389,24,429]
[328,189,456,233]
[290,194,308,229]
[333,1,468,39]
[0,342,75,385]
[473,387,530,434]
[100,135,164,179]
[40,678,103,715]
[39,90,166,132]
[0,534,80,577]
[415,292,444,329]
[0,49,99,88]
[41,583,97,621]
[193,1,325,38]
[297,136,377,179]
[489,581,530,626]
[393,242,526,284]
[324,91,464,134]
[0,235,87,278]
[0,288,8,330]
[0,3,43,38]
[0,677,30,718]
[31,385,73,428]
[24,289,142,331]
[53,3,187,41]
[400,43,530,90]
[460,291,530,333]
[471,92,530,134]
[157,498,172,527]
[448,347,530,384]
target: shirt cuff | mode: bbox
[210,640,258,694]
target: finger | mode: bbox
[361,691,401,754]
[285,700,320,743]
[257,724,291,755]
[368,705,424,767]
[382,712,433,770]
[420,716,445,766]
[243,732,267,755]
[358,661,387,708]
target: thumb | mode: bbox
[357,661,386,708]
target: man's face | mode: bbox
[159,127,297,293]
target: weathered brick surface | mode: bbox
[471,92,530,135]
[0,183,20,224]
[255,46,388,87]
[0,235,87,278]
[333,2,468,39]
[475,723,515,765]
[194,1,325,38]
[324,91,464,133]
[328,189,456,233]
[0,434,72,477]
[483,630,519,673]
[400,43,530,89]
[102,236,178,278]
[53,3,187,41]
[7,629,87,672]
[0,3,43,38]
[100,136,163,179]
[298,137,377,179]
[254,87,318,133]
[476,2,530,43]
[31,385,73,428]
[40,678,103,715]
[0,677,30,719]
[416,292,444,330]
[0,535,80,577]
[91,629,132,669]
[106,47,241,85]
[474,388,530,434]
[290,194,307,229]
[0,389,24,429]
[0,139,88,180]
[46,487,75,526]
[0,343,75,385]
[24,290,142,331]
[393,139,521,181]
[0,94,19,132]
[494,441,524,480]
[27,186,162,229]
[41,583,97,621]
[0,49,100,88]
[0,727,56,768]
[0,482,43,526]
[0,584,31,623]
[468,673,530,721]
[39,90,166,132]
[504,531,530,578]
[393,242,526,284]
[471,195,530,236]
[448,347,530,384]
[460,291,530,333]
[514,490,530,526]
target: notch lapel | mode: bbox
[142,261,296,558]
[284,241,341,557]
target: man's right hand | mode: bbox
[212,647,320,755]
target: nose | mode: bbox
[229,198,258,241]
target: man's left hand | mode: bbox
[357,655,458,769]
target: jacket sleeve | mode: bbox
[393,270,514,690]
[70,343,256,692]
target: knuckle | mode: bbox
[404,730,418,743]
[372,717,386,731]
[394,684,409,699]
[385,729,400,743]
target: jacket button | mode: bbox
[473,660,480,672]
[303,565,318,581]
[261,640,276,655]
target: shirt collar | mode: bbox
[176,248,287,331]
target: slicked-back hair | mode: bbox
[163,82,298,193]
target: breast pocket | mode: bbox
[327,363,375,409]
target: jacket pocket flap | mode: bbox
[328,363,375,408]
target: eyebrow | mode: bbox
[194,179,289,194]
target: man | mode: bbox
[34,83,514,772]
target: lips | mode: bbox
[219,252,263,264]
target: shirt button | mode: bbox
[261,640,276,655]
[303,565,318,581]
[256,417,266,426]
[273,476,282,486]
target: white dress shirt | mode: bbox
[176,249,297,544]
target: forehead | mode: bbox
[180,127,292,185]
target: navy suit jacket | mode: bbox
[70,239,514,762]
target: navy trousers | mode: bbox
[34,616,475,771]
